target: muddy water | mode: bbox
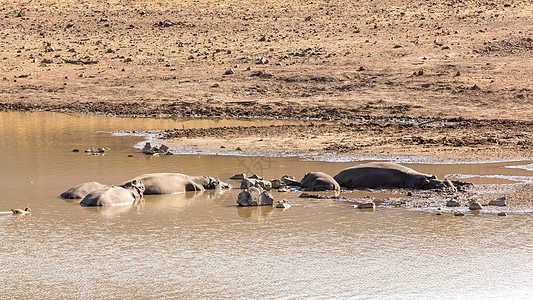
[1,111,533,299]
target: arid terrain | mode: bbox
[0,0,531,160]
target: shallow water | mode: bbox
[1,111,533,299]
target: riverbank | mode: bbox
[1,0,532,162]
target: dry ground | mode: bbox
[0,0,532,160]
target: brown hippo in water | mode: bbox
[119,173,230,195]
[300,172,340,191]
[59,182,112,199]
[80,180,145,207]
[334,162,454,190]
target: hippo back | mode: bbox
[334,162,425,188]
[120,173,204,194]
[59,182,111,199]
[81,180,144,206]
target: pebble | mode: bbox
[497,212,507,216]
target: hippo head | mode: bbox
[122,179,145,195]
[203,176,231,189]
[415,176,456,191]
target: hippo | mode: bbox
[300,172,340,191]
[334,162,454,190]
[119,173,230,195]
[59,181,112,199]
[80,180,145,207]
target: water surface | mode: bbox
[1,111,532,299]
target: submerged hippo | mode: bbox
[59,182,112,199]
[80,180,144,207]
[300,172,340,191]
[119,173,230,195]
[334,162,454,190]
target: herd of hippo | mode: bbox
[59,162,457,207]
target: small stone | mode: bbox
[488,197,507,206]
[357,202,375,209]
[446,199,461,207]
[453,211,465,216]
[224,68,235,75]
[497,212,507,216]
[41,58,53,64]
[436,212,442,216]
[128,155,134,157]
[72,149,80,152]
[220,145,226,148]
[256,57,268,65]
[235,147,242,151]
[211,83,220,88]
[248,174,262,180]
[416,69,424,76]
[358,66,366,71]
[275,62,283,66]
[455,71,462,76]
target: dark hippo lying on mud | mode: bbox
[80,180,145,207]
[119,173,230,195]
[300,172,340,191]
[59,181,112,199]
[334,162,454,190]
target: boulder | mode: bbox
[237,186,274,206]
[271,179,283,189]
[240,178,272,190]
[469,202,483,210]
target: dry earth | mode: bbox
[0,0,531,161]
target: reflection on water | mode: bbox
[1,111,533,299]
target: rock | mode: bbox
[489,197,507,206]
[240,178,272,190]
[271,179,283,189]
[497,212,507,216]
[128,155,134,157]
[256,57,268,64]
[357,202,375,209]
[237,186,274,206]
[230,173,246,180]
[446,199,461,207]
[142,142,169,155]
[248,174,263,180]
[453,211,465,216]
[469,202,483,210]
[72,149,80,152]
[276,200,291,208]
[235,147,242,151]
[436,212,442,216]
[455,71,462,76]
[224,68,235,75]
[41,58,53,64]
[358,66,366,71]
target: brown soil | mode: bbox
[1,0,532,161]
